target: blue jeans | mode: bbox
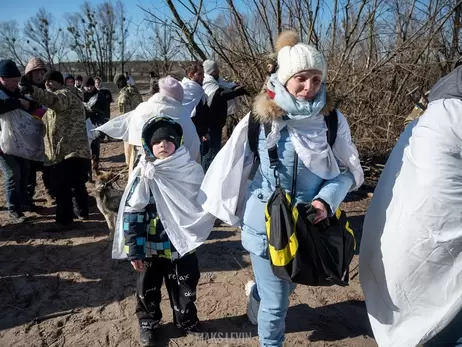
[0,154,30,213]
[424,309,462,346]
[249,252,297,347]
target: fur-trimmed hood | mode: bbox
[252,90,337,123]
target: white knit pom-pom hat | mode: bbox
[275,31,327,85]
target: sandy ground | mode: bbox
[0,96,377,347]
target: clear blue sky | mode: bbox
[4,0,157,28]
[2,0,246,28]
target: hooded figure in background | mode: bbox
[360,65,462,347]
[23,57,55,205]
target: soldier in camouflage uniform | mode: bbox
[114,73,143,172]
[114,73,143,114]
[19,71,91,226]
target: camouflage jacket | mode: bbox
[404,94,429,127]
[31,86,91,166]
[118,85,143,114]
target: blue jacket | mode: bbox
[241,93,355,257]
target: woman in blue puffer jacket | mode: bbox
[241,32,363,347]
[199,30,363,347]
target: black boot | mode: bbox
[139,321,159,347]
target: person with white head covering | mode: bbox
[198,31,363,347]
[201,59,248,171]
[180,62,208,138]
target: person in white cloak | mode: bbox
[95,76,201,170]
[181,62,209,142]
[114,116,214,346]
[360,66,462,347]
[198,32,363,347]
[201,60,248,171]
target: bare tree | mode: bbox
[114,0,134,75]
[24,8,69,67]
[138,0,462,155]
[139,23,181,75]
[66,1,136,80]
[0,21,27,69]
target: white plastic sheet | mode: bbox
[360,99,462,347]
[95,94,200,161]
[0,90,45,160]
[112,146,215,259]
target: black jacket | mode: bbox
[208,86,247,129]
[192,101,210,138]
[0,84,25,115]
[97,88,113,121]
[83,90,106,124]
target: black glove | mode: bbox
[18,76,33,95]
[299,204,317,224]
[28,99,40,111]
[298,203,331,229]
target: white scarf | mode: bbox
[202,74,220,101]
[265,77,362,183]
[198,113,364,227]
[181,77,206,118]
[266,114,347,181]
[113,146,215,259]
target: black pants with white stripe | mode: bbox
[136,253,200,330]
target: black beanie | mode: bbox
[0,59,21,78]
[150,124,181,149]
[43,70,64,85]
[82,76,95,86]
[75,75,83,81]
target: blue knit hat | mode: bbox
[0,59,21,78]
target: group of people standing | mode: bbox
[4,28,460,347]
[109,31,462,347]
[0,58,143,226]
[100,31,362,347]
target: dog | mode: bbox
[94,171,124,240]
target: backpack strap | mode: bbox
[248,113,262,180]
[264,123,280,169]
[325,109,338,147]
[248,113,280,179]
[248,112,260,155]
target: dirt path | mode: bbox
[0,137,376,347]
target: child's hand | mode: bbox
[131,260,144,272]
